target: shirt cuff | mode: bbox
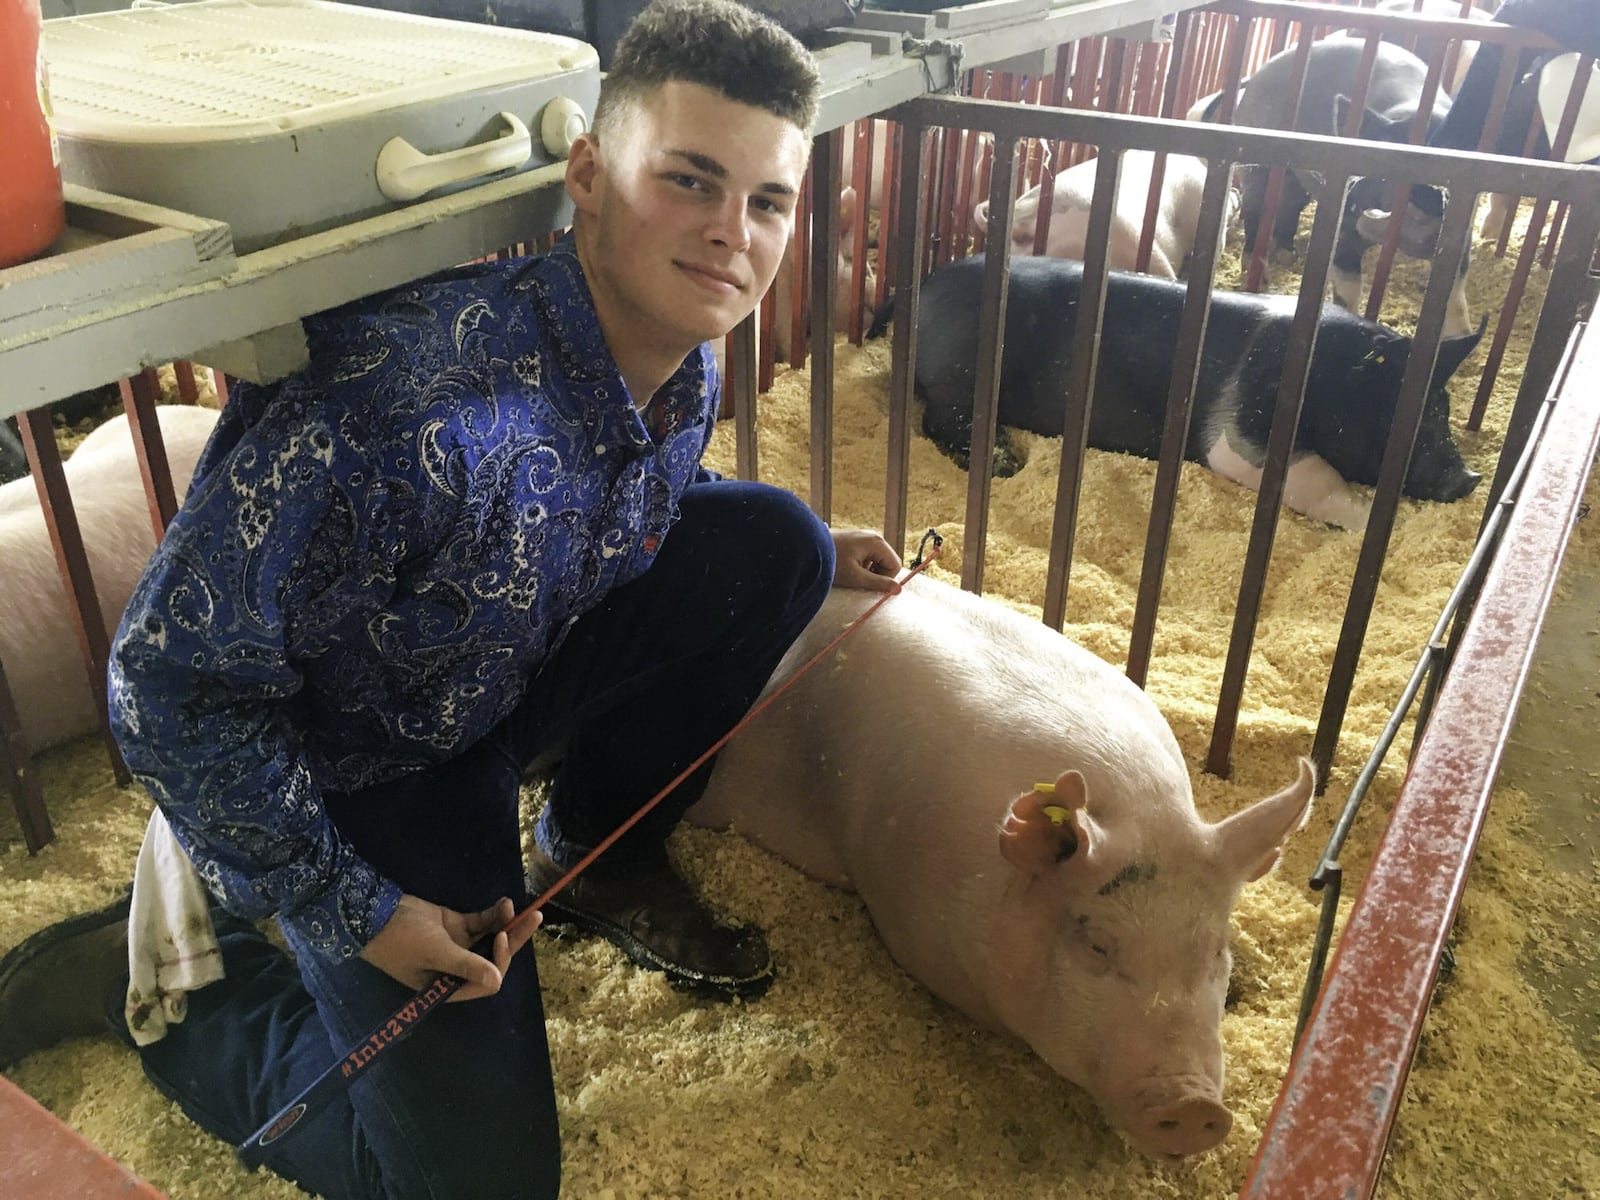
[281,852,405,962]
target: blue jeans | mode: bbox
[127,479,835,1199]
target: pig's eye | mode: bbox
[1072,917,1117,974]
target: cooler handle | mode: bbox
[376,112,533,203]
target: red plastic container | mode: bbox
[1,0,65,268]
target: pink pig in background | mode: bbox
[0,404,219,751]
[974,149,1233,280]
[690,573,1314,1159]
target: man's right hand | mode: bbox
[359,894,539,1002]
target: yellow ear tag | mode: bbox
[1033,782,1070,827]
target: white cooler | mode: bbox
[43,0,599,251]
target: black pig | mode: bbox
[1202,37,1473,337]
[893,255,1483,531]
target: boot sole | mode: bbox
[0,892,132,1069]
[538,897,775,1002]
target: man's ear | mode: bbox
[564,131,603,217]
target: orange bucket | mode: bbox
[1,0,65,268]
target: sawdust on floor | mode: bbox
[2,227,1596,1199]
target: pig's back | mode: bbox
[1235,37,1434,135]
[694,575,1191,889]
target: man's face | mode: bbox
[569,80,811,351]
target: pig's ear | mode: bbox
[838,186,857,234]
[1354,326,1410,378]
[1332,94,1358,137]
[1211,757,1316,883]
[999,770,1101,878]
[1434,314,1489,380]
[1332,94,1403,140]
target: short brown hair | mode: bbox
[595,1,820,138]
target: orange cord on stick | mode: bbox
[239,530,945,1163]
[510,527,944,942]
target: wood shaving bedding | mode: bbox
[2,218,1595,1199]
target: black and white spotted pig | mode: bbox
[900,255,1482,532]
[1206,36,1473,335]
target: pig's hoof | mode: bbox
[992,446,1024,478]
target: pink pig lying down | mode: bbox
[973,150,1231,280]
[0,404,219,751]
[689,574,1315,1160]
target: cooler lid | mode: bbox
[44,0,598,143]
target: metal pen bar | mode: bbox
[1042,148,1121,631]
[1207,171,1346,779]
[1310,184,1480,781]
[960,135,1019,594]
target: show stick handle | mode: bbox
[237,966,467,1165]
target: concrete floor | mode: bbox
[1493,532,1600,1066]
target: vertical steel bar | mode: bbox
[0,654,53,853]
[1159,10,1194,120]
[16,409,129,785]
[1310,187,1480,782]
[878,123,902,311]
[1481,185,1600,511]
[809,128,841,523]
[1363,47,1448,323]
[953,128,983,260]
[733,310,759,481]
[1207,176,1347,778]
[758,282,776,395]
[173,361,199,405]
[885,124,930,561]
[1539,59,1593,267]
[1042,151,1123,630]
[788,172,811,370]
[1468,76,1589,436]
[119,368,178,540]
[849,119,874,344]
[960,137,1018,594]
[1245,22,1318,295]
[1126,160,1237,687]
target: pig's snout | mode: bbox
[1127,1079,1233,1158]
[1438,465,1481,502]
[1411,462,1480,503]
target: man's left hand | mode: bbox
[830,528,903,592]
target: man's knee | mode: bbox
[680,481,834,610]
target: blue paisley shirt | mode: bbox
[108,236,721,962]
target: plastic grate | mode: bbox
[44,0,595,137]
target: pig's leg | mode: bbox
[992,427,1025,476]
[1205,431,1370,531]
[1271,172,1312,255]
[1443,250,1473,338]
[1329,221,1367,313]
[920,392,1026,477]
[920,385,977,471]
[1237,167,1268,258]
[1478,191,1515,240]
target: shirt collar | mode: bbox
[527,232,713,419]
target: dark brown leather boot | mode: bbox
[528,848,773,1001]
[0,893,130,1069]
